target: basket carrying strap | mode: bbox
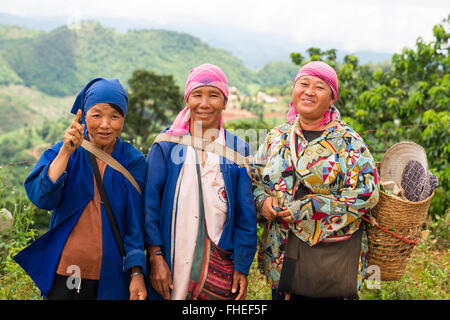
[361,215,420,245]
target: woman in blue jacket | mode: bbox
[144,64,257,300]
[14,78,147,300]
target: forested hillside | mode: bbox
[0,85,73,134]
[0,21,299,96]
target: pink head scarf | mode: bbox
[286,61,340,126]
[166,63,229,135]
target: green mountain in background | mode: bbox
[0,85,73,135]
[0,21,299,97]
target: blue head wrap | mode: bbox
[70,78,128,119]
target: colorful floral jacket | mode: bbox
[252,118,380,289]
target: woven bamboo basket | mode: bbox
[365,189,434,281]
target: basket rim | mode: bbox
[378,189,435,205]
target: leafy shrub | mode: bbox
[0,192,41,299]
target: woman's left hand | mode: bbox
[129,273,147,300]
[232,270,248,300]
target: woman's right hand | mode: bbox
[261,197,292,222]
[62,109,85,155]
[48,110,85,183]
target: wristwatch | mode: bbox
[155,249,164,256]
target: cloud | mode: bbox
[1,0,448,53]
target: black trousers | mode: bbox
[46,274,99,300]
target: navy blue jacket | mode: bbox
[14,138,147,299]
[144,129,257,299]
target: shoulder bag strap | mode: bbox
[88,152,126,259]
[81,139,141,194]
[194,149,208,235]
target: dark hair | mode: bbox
[108,103,125,117]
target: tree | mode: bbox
[122,69,184,153]
[241,100,264,121]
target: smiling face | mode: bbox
[187,86,226,133]
[292,75,334,122]
[85,103,124,152]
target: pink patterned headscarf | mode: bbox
[166,64,229,135]
[287,61,340,126]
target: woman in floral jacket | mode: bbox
[252,61,379,300]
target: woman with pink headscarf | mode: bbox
[143,64,257,300]
[252,61,379,300]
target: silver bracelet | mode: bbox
[130,271,143,278]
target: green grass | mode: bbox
[247,257,272,300]
[0,246,41,300]
[0,194,41,300]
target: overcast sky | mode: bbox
[2,0,449,53]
